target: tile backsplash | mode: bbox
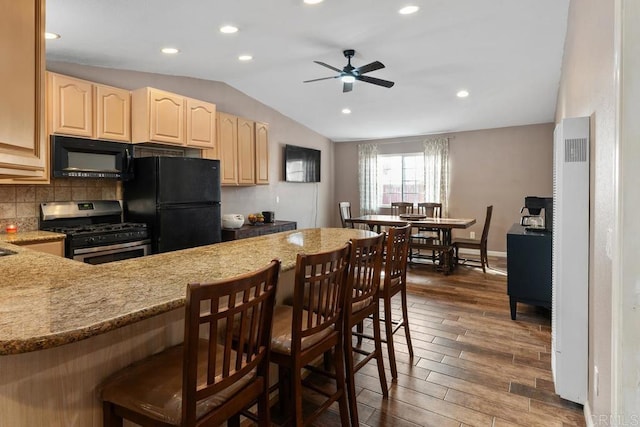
[0,179,122,233]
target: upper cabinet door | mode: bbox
[255,122,269,185]
[186,98,216,150]
[94,84,131,142]
[0,0,46,179]
[218,112,238,185]
[237,118,255,185]
[132,87,185,145]
[48,73,93,138]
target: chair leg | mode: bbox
[292,360,304,427]
[373,307,389,397]
[228,414,241,427]
[277,366,290,415]
[400,286,414,359]
[344,324,359,427]
[483,246,490,270]
[383,297,398,379]
[257,378,270,427]
[356,321,364,346]
[103,402,123,427]
[333,332,351,427]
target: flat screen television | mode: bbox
[284,144,321,183]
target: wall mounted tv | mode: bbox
[284,144,321,183]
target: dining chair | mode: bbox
[411,202,443,262]
[379,224,413,379]
[339,201,353,228]
[101,260,280,427]
[390,201,414,215]
[454,205,493,272]
[269,244,351,426]
[344,233,388,427]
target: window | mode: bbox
[377,153,426,205]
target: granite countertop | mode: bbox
[0,227,375,355]
[0,230,66,244]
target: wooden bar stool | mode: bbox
[101,260,280,427]
[269,244,351,426]
[344,234,388,427]
[379,224,413,379]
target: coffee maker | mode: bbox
[520,196,553,232]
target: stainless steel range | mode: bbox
[40,201,151,264]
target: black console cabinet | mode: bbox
[507,224,552,320]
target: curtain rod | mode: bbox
[355,135,456,146]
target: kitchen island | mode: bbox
[0,227,375,426]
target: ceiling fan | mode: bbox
[303,49,395,93]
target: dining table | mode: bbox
[345,214,476,273]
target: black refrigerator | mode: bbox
[124,157,221,253]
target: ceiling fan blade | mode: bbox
[358,75,395,88]
[314,61,342,73]
[354,61,385,75]
[343,81,353,93]
[303,76,340,83]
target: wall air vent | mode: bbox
[564,138,588,162]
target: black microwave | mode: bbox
[51,135,134,180]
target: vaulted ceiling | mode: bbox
[46,0,570,141]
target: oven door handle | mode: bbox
[73,240,151,255]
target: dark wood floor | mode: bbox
[296,256,586,426]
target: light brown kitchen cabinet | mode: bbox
[94,84,131,142]
[0,0,46,179]
[16,239,65,257]
[48,72,93,138]
[254,121,269,185]
[186,99,216,150]
[132,87,185,145]
[47,72,132,143]
[237,118,255,185]
[217,112,239,185]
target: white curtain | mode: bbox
[423,137,450,215]
[358,143,378,215]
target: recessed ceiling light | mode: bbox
[219,25,239,34]
[238,55,253,61]
[399,5,419,15]
[45,32,60,40]
[457,90,470,98]
[304,0,324,4]
[342,108,352,114]
[161,47,179,54]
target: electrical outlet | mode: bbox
[594,365,599,396]
[470,231,476,239]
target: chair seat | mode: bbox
[270,305,334,355]
[302,287,373,315]
[379,270,401,292]
[101,340,255,426]
[454,238,481,248]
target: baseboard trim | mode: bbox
[583,400,594,427]
[457,248,506,258]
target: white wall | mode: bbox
[554,0,620,420]
[47,61,334,229]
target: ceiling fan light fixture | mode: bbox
[457,89,470,98]
[398,5,419,15]
[219,25,239,34]
[341,75,356,84]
